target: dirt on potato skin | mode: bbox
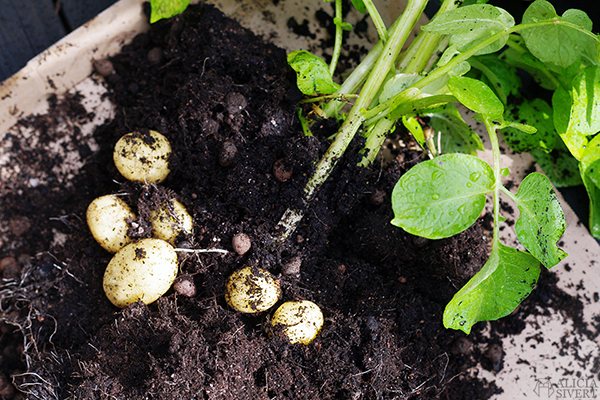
[0,3,547,399]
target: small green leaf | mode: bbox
[402,116,426,149]
[448,76,504,120]
[424,103,484,156]
[581,134,600,188]
[333,18,353,31]
[422,4,514,55]
[444,243,540,334]
[150,0,190,23]
[287,51,340,96]
[521,0,596,68]
[531,135,583,188]
[391,154,494,239]
[512,173,567,268]
[501,98,555,153]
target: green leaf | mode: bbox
[580,163,600,239]
[521,0,596,68]
[287,51,340,96]
[351,0,366,14]
[402,116,426,149]
[444,243,540,334]
[501,98,555,153]
[501,47,558,91]
[150,0,190,23]
[581,134,600,188]
[554,66,600,160]
[448,76,504,120]
[423,104,484,156]
[422,5,514,55]
[469,55,521,105]
[391,154,494,239]
[512,173,567,268]
[531,135,583,188]
[333,18,353,31]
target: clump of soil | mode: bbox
[0,3,584,399]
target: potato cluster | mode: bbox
[225,266,323,345]
[87,131,194,308]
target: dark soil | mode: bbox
[0,3,588,400]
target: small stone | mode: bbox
[93,59,115,77]
[485,343,503,366]
[219,141,237,167]
[174,275,197,297]
[273,159,292,182]
[232,233,251,255]
[282,256,301,277]
[147,47,164,65]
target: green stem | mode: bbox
[330,0,344,76]
[363,0,388,42]
[274,0,429,242]
[483,117,502,245]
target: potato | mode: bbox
[225,266,281,314]
[113,130,172,183]
[87,195,135,253]
[103,238,178,307]
[271,300,323,345]
[151,199,193,244]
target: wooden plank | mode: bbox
[0,0,66,82]
[59,0,120,30]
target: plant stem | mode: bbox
[483,117,502,245]
[329,0,344,76]
[363,0,388,42]
[274,0,429,243]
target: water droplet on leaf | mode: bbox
[432,193,440,200]
[470,172,481,182]
[458,204,467,215]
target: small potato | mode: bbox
[114,130,172,183]
[225,266,281,314]
[87,195,135,252]
[271,300,323,345]
[103,238,178,307]
[151,199,193,244]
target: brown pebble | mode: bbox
[232,233,251,255]
[8,216,30,237]
[273,159,292,182]
[0,257,21,280]
[485,343,503,366]
[219,141,237,167]
[147,47,164,65]
[92,59,115,77]
[282,256,302,277]
[397,276,407,283]
[174,275,197,297]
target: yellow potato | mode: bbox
[113,130,171,183]
[271,300,324,345]
[225,266,281,314]
[103,238,178,307]
[87,195,135,253]
[151,199,193,244]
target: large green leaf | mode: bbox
[150,0,191,23]
[554,67,600,160]
[580,163,600,239]
[444,243,541,334]
[422,4,514,55]
[502,98,555,153]
[531,135,583,188]
[391,154,494,239]
[512,173,567,268]
[424,104,484,155]
[287,51,340,96]
[448,76,504,121]
[520,0,596,68]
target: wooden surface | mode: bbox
[0,0,119,82]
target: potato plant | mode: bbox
[149,0,599,333]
